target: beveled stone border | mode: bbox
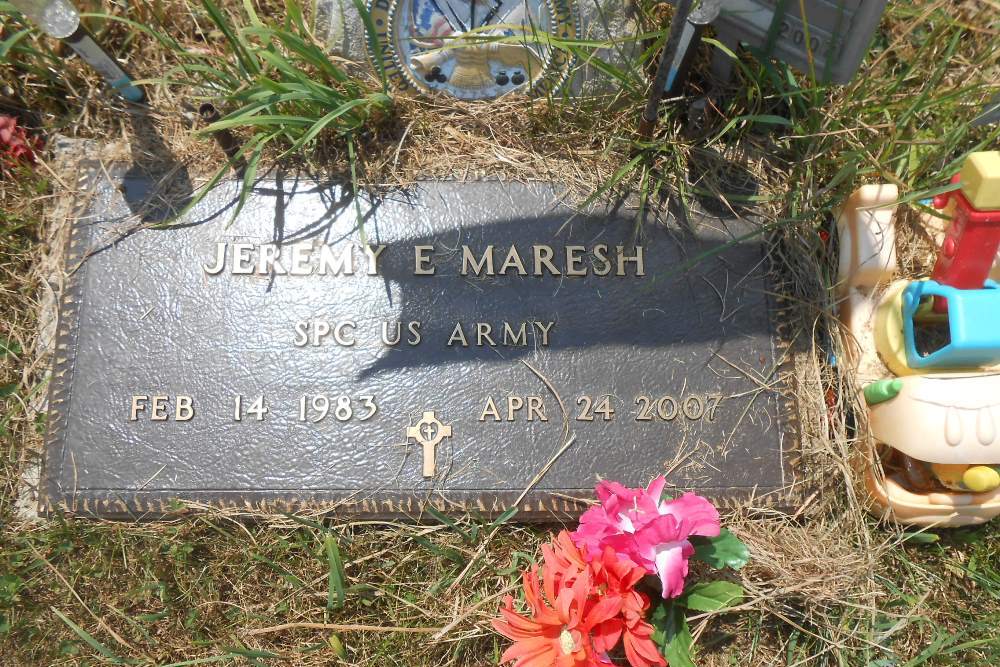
[38,168,807,522]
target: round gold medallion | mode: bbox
[368,0,577,99]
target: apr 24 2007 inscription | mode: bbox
[40,175,798,519]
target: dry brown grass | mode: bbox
[2,0,1000,665]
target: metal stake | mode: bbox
[10,0,144,103]
[638,0,694,140]
[664,0,720,96]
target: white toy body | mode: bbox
[836,175,1000,527]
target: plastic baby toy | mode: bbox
[836,151,1000,526]
[930,151,1000,309]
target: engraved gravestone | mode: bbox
[706,0,888,84]
[40,171,797,519]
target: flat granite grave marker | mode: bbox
[39,170,799,519]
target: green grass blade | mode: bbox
[256,49,344,100]
[0,29,31,59]
[706,114,792,147]
[161,655,242,667]
[201,0,260,78]
[347,134,368,246]
[489,506,518,528]
[51,607,138,664]
[425,505,473,544]
[324,534,346,610]
[161,63,241,90]
[284,0,307,33]
[79,12,185,52]
[241,0,264,28]
[566,45,641,95]
[244,25,351,85]
[228,134,269,226]
[200,114,316,132]
[581,151,646,210]
[285,95,389,153]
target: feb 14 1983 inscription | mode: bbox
[39,174,798,519]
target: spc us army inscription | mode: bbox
[40,175,798,519]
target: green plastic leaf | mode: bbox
[681,581,743,612]
[692,529,750,570]
[650,601,695,667]
[864,378,903,406]
[902,531,940,544]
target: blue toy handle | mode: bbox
[902,280,957,369]
[902,279,1000,369]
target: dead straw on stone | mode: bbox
[445,357,575,597]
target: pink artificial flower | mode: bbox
[572,476,721,599]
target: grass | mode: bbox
[2,0,1000,664]
[133,0,391,222]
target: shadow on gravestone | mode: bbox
[248,171,374,293]
[121,106,194,223]
[145,173,770,385]
[103,168,371,262]
[97,170,773,385]
[358,211,772,379]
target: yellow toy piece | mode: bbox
[874,280,916,377]
[963,466,1000,493]
[929,463,968,490]
[959,151,1000,210]
[928,463,1000,493]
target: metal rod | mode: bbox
[63,28,144,102]
[10,0,143,102]
[199,103,246,175]
[664,0,720,96]
[638,0,694,140]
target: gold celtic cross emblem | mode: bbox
[406,411,453,477]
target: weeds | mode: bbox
[113,0,393,221]
[1,0,999,665]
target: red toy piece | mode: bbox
[930,174,1000,312]
[0,114,40,168]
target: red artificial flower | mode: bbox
[0,115,40,167]
[589,546,665,667]
[494,531,665,667]
[493,564,621,666]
